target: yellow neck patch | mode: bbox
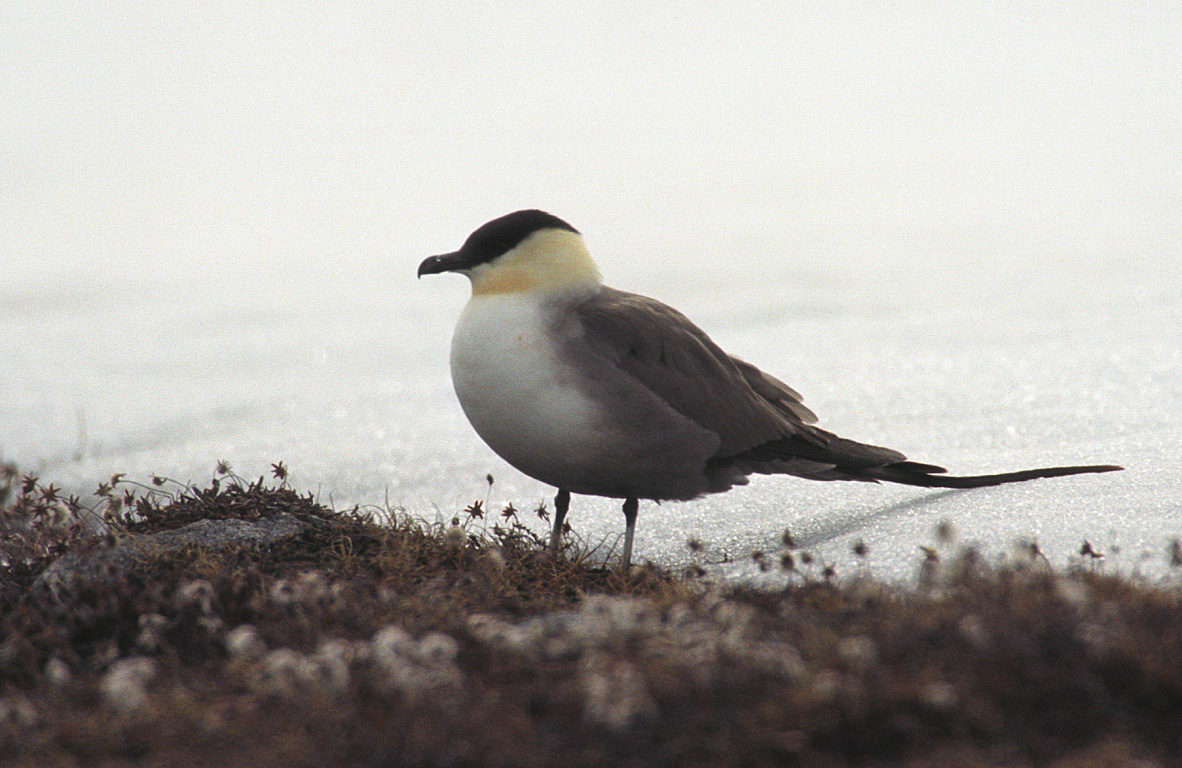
[469,229,602,296]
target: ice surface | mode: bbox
[4,252,1175,582]
[2,3,1179,582]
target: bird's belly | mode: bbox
[449,295,608,490]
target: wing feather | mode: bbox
[569,288,815,458]
[559,287,1117,491]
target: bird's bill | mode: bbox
[417,251,469,277]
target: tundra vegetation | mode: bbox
[1,462,1179,767]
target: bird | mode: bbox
[418,209,1122,569]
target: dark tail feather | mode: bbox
[866,463,1123,489]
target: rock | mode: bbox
[33,512,308,595]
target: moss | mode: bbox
[2,467,1181,767]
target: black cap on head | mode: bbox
[419,210,579,277]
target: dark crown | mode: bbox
[459,210,579,266]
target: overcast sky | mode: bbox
[3,2,1179,289]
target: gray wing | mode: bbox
[569,287,822,459]
[562,287,1117,490]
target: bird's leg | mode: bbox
[550,489,570,553]
[620,497,638,570]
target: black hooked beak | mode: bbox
[417,251,469,278]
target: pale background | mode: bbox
[3,2,1179,579]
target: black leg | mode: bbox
[621,497,638,570]
[550,489,570,553]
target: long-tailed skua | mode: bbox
[418,210,1122,569]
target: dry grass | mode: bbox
[2,463,1181,767]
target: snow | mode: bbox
[3,2,1179,581]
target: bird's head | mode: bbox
[418,210,601,296]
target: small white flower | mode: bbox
[269,579,297,606]
[415,632,459,665]
[254,649,305,699]
[135,613,169,654]
[295,572,328,603]
[580,653,657,732]
[225,624,267,660]
[175,580,215,614]
[44,657,72,686]
[372,625,416,667]
[101,657,158,712]
[307,647,351,696]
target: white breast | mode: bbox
[449,292,606,489]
